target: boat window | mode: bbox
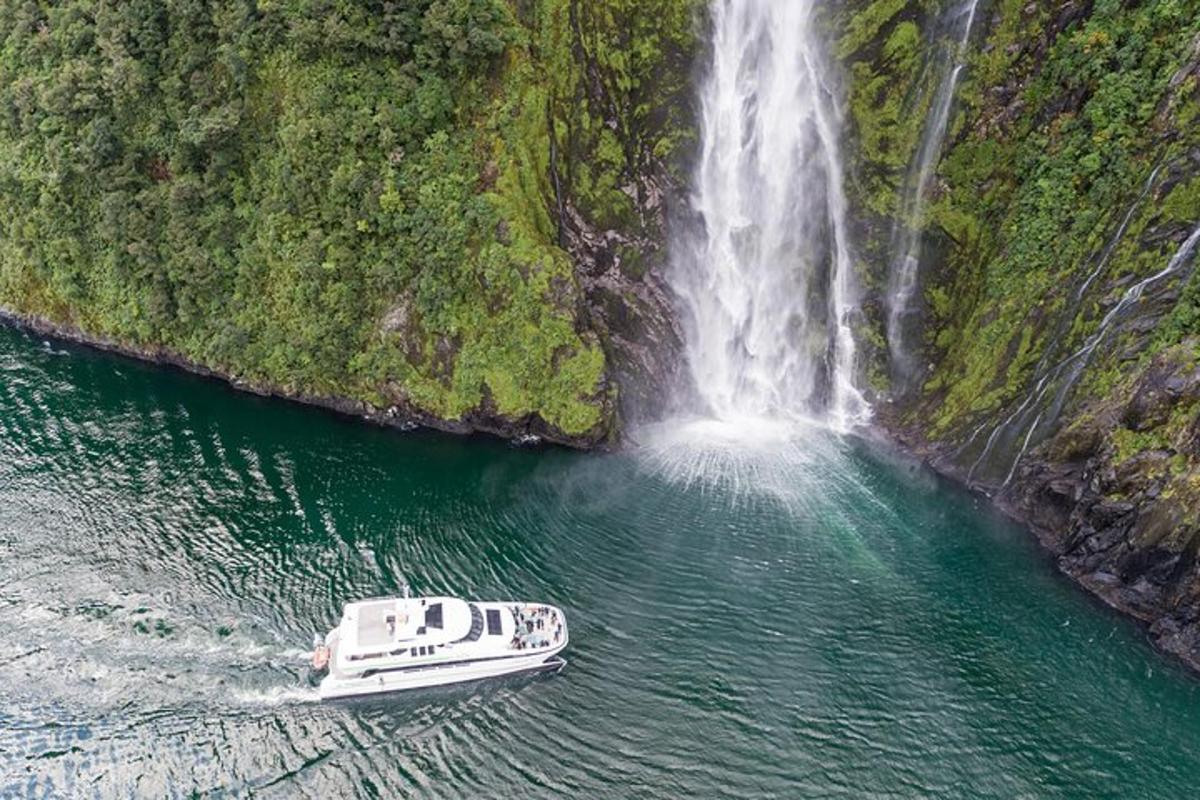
[410,647,418,656]
[486,609,502,636]
[425,603,444,630]
[455,604,485,642]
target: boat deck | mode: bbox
[355,600,400,647]
[318,595,570,699]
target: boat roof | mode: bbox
[339,596,472,654]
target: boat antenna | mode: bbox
[401,580,410,599]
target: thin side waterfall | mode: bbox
[970,222,1200,486]
[670,0,869,432]
[962,162,1167,479]
[886,0,980,388]
[953,161,1169,468]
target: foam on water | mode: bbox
[233,686,322,707]
[635,414,878,513]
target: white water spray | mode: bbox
[671,0,868,432]
[887,0,980,385]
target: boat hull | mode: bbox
[318,650,567,700]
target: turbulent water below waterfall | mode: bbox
[3,323,1200,797]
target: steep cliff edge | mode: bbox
[0,0,701,446]
[850,0,1200,668]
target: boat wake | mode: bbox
[232,686,322,707]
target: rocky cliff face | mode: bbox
[536,0,702,427]
[850,0,1200,668]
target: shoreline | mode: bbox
[0,309,600,452]
[881,414,1200,678]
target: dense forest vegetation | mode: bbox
[3,0,1198,452]
[0,0,699,442]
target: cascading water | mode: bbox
[670,0,869,433]
[886,0,980,388]
[968,222,1200,487]
[952,162,1170,471]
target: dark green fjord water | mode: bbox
[2,322,1199,798]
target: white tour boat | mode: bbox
[311,589,568,699]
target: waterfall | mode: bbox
[886,0,980,389]
[670,0,869,432]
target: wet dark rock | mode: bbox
[891,360,1200,677]
[1182,412,1200,458]
[1122,352,1200,431]
[1084,524,1127,555]
[558,181,691,426]
[1113,450,1173,495]
[1087,499,1135,527]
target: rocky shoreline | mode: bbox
[885,410,1200,677]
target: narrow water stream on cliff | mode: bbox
[886,0,980,387]
[4,323,1200,796]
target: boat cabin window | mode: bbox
[486,609,502,636]
[425,603,444,630]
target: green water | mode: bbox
[1,322,1198,798]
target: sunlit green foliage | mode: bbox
[840,0,942,219]
[0,0,691,439]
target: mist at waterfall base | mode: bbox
[5,324,1200,797]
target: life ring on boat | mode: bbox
[311,645,331,671]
